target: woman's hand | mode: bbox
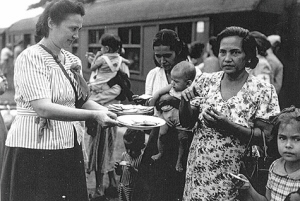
[203,107,230,130]
[181,86,197,101]
[93,110,118,128]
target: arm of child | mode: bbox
[148,84,172,106]
[90,57,105,71]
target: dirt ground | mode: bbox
[83,127,127,201]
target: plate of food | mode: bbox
[117,115,165,130]
[107,104,154,115]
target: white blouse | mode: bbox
[6,44,84,150]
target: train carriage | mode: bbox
[2,0,299,108]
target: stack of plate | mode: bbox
[107,104,154,115]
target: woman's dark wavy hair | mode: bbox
[250,31,271,57]
[217,26,259,69]
[35,0,85,42]
[152,29,188,66]
[100,33,122,53]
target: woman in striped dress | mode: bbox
[0,1,118,201]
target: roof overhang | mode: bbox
[83,0,295,27]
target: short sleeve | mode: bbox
[145,68,157,95]
[266,160,277,190]
[15,49,51,102]
[255,84,280,119]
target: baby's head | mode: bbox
[99,33,122,54]
[123,129,145,158]
[271,106,300,163]
[170,61,196,92]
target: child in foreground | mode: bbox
[115,129,145,201]
[149,61,196,172]
[237,106,300,201]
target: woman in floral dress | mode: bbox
[180,26,280,200]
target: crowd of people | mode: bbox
[0,0,297,201]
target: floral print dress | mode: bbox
[183,71,280,201]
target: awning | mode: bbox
[83,0,293,27]
[8,16,39,33]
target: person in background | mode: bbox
[115,129,145,201]
[0,71,8,176]
[132,29,191,201]
[86,34,131,200]
[188,41,205,71]
[13,40,24,64]
[0,1,118,200]
[267,35,283,95]
[0,43,13,77]
[202,36,221,73]
[284,188,300,201]
[180,26,280,200]
[249,31,273,84]
[148,61,196,172]
[238,106,300,201]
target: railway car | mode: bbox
[3,0,300,108]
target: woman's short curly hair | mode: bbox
[217,26,259,69]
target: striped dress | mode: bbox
[118,151,143,201]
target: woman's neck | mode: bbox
[40,38,61,56]
[223,69,248,83]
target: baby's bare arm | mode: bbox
[149,84,172,106]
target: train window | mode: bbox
[88,29,104,44]
[159,22,192,44]
[118,26,141,73]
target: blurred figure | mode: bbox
[267,35,283,95]
[0,43,13,77]
[202,36,221,73]
[13,40,24,64]
[249,31,272,84]
[189,41,205,71]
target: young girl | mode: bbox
[88,33,131,104]
[115,129,145,201]
[238,106,300,201]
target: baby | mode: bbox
[149,61,196,172]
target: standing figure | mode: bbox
[115,129,145,201]
[0,1,118,200]
[0,43,13,77]
[181,26,280,200]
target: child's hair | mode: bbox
[171,60,196,81]
[123,129,145,150]
[284,188,300,201]
[189,41,205,59]
[271,105,300,128]
[99,33,122,53]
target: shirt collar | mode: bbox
[272,158,300,180]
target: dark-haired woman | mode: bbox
[180,26,280,200]
[0,0,118,200]
[133,29,194,201]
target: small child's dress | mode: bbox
[89,53,122,94]
[118,151,143,201]
[266,158,300,201]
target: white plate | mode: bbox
[117,115,165,130]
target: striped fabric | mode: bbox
[267,158,300,201]
[5,44,85,149]
[119,152,143,187]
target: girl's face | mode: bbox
[278,121,300,164]
[153,45,176,72]
[218,36,247,76]
[49,14,83,49]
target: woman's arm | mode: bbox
[179,96,199,128]
[238,175,269,201]
[30,99,118,127]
